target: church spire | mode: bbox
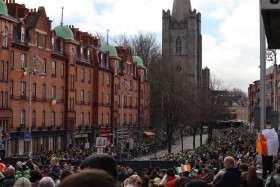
[172,0,192,21]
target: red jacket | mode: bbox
[166,176,176,187]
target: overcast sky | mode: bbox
[16,0,267,93]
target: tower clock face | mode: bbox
[176,65,183,72]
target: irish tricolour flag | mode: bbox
[256,128,279,156]
[51,98,59,106]
[22,68,27,78]
[175,165,191,173]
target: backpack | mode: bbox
[267,173,277,187]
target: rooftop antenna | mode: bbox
[107,29,109,45]
[60,7,64,26]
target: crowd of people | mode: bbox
[0,127,277,186]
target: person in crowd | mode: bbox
[212,171,225,186]
[215,156,241,187]
[199,168,206,179]
[29,170,43,187]
[125,175,143,187]
[2,166,15,187]
[141,175,151,187]
[204,165,215,183]
[80,154,118,182]
[59,169,117,187]
[265,166,280,186]
[46,157,61,184]
[14,177,31,187]
[166,168,177,187]
[185,180,208,187]
[239,164,248,174]
[60,169,74,182]
[246,167,263,187]
[38,177,55,187]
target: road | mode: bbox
[137,134,208,160]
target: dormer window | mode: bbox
[100,54,104,67]
[51,37,55,51]
[80,47,83,58]
[21,27,25,43]
[87,49,90,62]
[35,32,39,46]
[2,27,8,47]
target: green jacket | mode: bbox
[265,174,280,186]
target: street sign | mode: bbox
[85,143,90,149]
[262,0,280,9]
[24,132,31,141]
[96,137,107,148]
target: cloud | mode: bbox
[202,0,260,92]
[15,0,262,92]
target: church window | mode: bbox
[176,36,182,55]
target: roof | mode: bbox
[54,25,74,40]
[133,56,144,67]
[0,0,8,16]
[99,45,118,57]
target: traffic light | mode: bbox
[126,139,129,149]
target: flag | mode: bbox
[256,128,279,156]
[22,68,27,78]
[51,98,59,106]
[175,165,191,173]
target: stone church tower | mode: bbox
[162,0,203,92]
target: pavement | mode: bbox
[137,134,208,160]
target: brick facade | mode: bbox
[0,0,150,155]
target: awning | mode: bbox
[143,131,155,136]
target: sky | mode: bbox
[16,0,266,93]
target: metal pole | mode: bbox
[270,80,272,106]
[121,83,124,143]
[181,129,183,152]
[274,55,277,110]
[29,57,32,158]
[260,0,266,131]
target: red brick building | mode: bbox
[0,0,150,155]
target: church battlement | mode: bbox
[162,9,170,19]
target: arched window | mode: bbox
[2,27,8,47]
[176,36,182,55]
[20,110,25,124]
[81,112,84,126]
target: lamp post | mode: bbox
[120,80,131,160]
[28,55,46,158]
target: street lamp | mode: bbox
[121,80,131,143]
[28,55,46,158]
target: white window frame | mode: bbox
[81,90,84,102]
[35,32,39,46]
[51,86,56,99]
[81,112,84,126]
[21,27,25,43]
[51,111,55,126]
[20,110,25,124]
[52,61,56,75]
[21,54,26,68]
[21,81,26,96]
[2,26,8,47]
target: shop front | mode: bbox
[99,128,113,145]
